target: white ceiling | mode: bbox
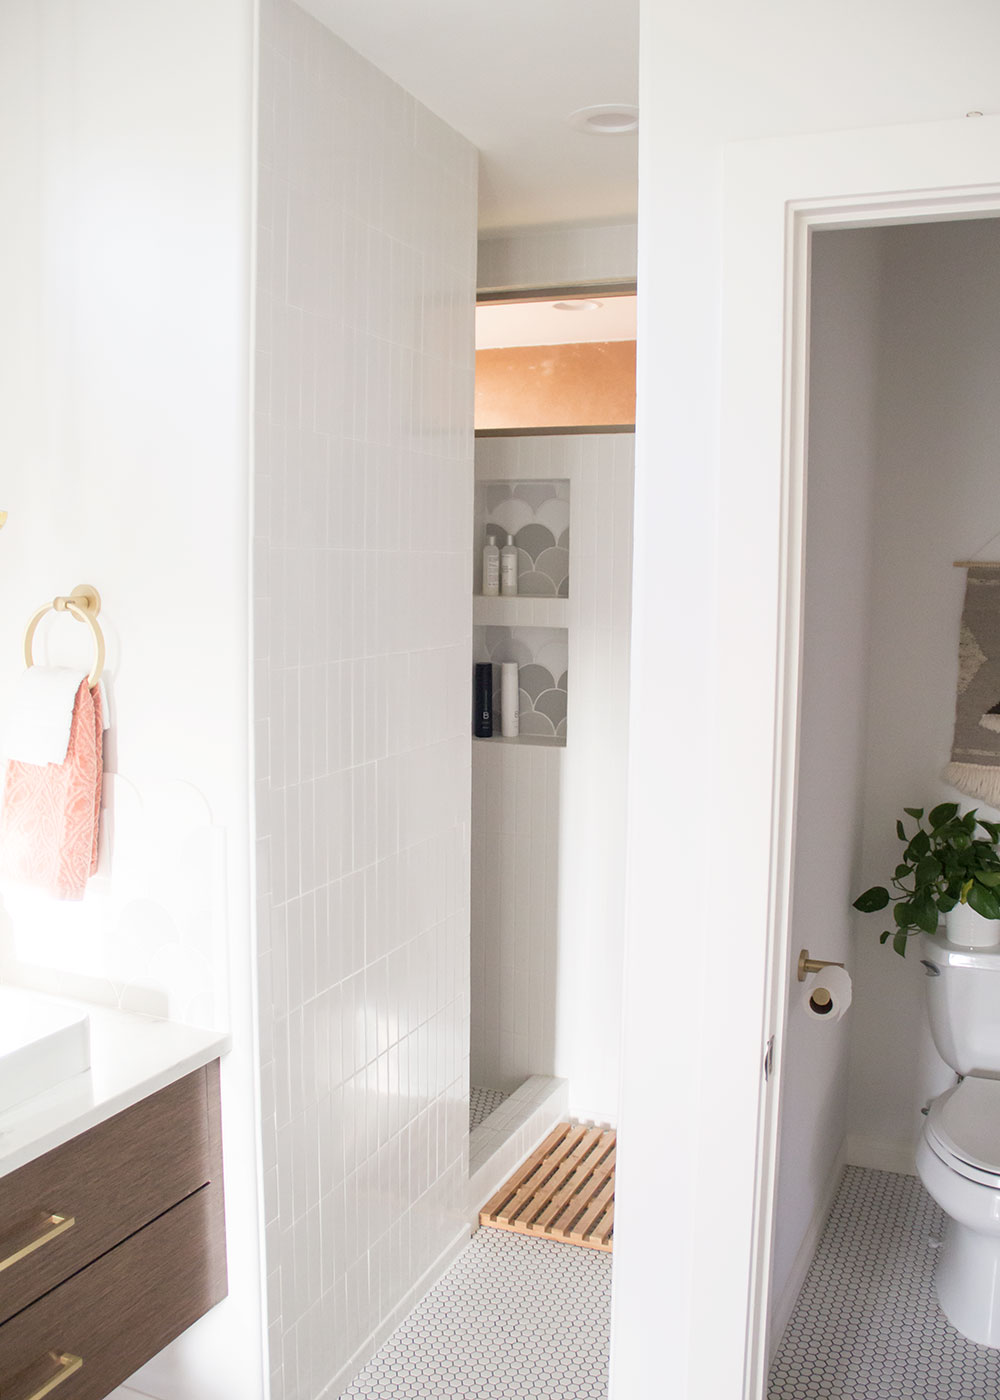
[476,295,637,348]
[297,0,638,232]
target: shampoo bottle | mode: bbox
[482,534,500,596]
[500,534,518,596]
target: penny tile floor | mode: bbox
[341,1227,612,1399]
[769,1165,1000,1398]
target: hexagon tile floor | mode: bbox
[340,1227,612,1399]
[769,1165,1000,1398]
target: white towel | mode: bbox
[4,667,89,766]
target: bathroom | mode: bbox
[2,2,1000,1399]
[766,215,1000,1394]
[0,0,637,1396]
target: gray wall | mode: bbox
[848,218,1000,1169]
[771,226,882,1339]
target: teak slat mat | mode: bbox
[479,1122,615,1252]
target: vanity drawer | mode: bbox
[0,1179,226,1400]
[0,1064,219,1326]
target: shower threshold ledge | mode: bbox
[466,1075,568,1225]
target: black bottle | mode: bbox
[474,663,494,738]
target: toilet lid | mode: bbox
[926,1079,1000,1178]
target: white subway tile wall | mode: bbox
[472,740,563,1091]
[254,2,477,1396]
[471,435,634,1121]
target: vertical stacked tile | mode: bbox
[254,3,476,1395]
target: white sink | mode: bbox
[0,987,91,1114]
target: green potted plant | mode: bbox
[853,803,1000,955]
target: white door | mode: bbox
[611,115,1000,1400]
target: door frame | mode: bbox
[718,127,1000,1399]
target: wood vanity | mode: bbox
[0,1061,226,1400]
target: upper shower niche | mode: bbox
[478,479,570,598]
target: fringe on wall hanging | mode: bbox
[945,563,1000,809]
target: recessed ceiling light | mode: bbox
[569,104,639,136]
[552,299,602,312]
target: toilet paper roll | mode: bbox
[500,662,520,738]
[803,965,852,1022]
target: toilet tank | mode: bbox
[920,932,1000,1077]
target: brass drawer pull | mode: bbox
[13,1353,83,1400]
[0,1214,75,1273]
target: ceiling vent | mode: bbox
[568,104,639,135]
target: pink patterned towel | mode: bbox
[0,681,104,901]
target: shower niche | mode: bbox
[473,477,570,747]
[474,626,567,746]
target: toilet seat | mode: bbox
[925,1079,1000,1186]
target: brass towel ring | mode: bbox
[23,585,105,688]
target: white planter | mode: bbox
[946,900,1000,949]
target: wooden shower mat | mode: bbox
[479,1122,615,1252]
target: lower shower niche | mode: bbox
[474,625,567,746]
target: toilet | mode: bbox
[916,931,1000,1347]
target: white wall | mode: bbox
[769,227,882,1341]
[847,217,1000,1172]
[471,433,634,1123]
[614,3,1000,1397]
[253,2,478,1396]
[0,3,263,1398]
[478,220,636,292]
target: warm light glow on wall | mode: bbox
[475,340,636,430]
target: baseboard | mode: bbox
[317,1224,471,1400]
[769,1140,846,1361]
[846,1134,917,1177]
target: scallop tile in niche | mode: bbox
[519,710,557,738]
[487,504,533,540]
[535,496,570,536]
[535,639,568,678]
[513,482,559,511]
[486,483,513,511]
[518,570,557,596]
[534,688,567,728]
[535,547,569,593]
[516,522,557,563]
[518,664,556,703]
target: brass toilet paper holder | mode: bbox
[797,948,846,1012]
[797,948,845,982]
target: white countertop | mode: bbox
[0,998,230,1179]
